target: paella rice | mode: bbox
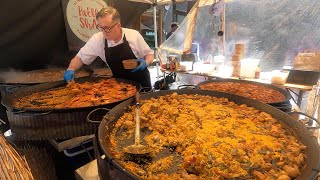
[14,78,136,109]
[110,93,306,179]
[199,82,285,103]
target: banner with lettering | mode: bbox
[61,0,108,53]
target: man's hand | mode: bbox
[131,58,148,73]
[64,70,75,82]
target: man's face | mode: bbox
[97,15,121,41]
[172,25,178,32]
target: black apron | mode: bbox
[104,34,151,88]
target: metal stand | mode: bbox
[49,135,95,152]
[153,1,160,81]
[286,88,307,107]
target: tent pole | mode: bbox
[153,1,160,80]
[222,0,226,56]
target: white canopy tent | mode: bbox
[128,0,187,80]
[159,0,320,72]
[158,0,224,64]
[129,0,186,5]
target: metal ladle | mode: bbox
[123,92,152,156]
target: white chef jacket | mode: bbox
[77,28,154,65]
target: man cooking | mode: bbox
[64,7,154,88]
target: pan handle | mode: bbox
[141,87,153,93]
[87,108,111,124]
[287,112,320,129]
[4,85,26,93]
[11,110,52,116]
[177,85,197,89]
[95,75,112,78]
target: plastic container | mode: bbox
[204,54,213,64]
[231,54,242,61]
[271,70,290,85]
[178,64,187,72]
[235,43,245,51]
[255,66,261,79]
[122,59,138,69]
[231,61,241,77]
[215,65,234,78]
[180,61,193,71]
[235,43,245,56]
[168,55,178,70]
[213,55,225,65]
[240,59,260,78]
[63,139,94,167]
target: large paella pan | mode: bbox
[97,89,320,180]
[1,77,141,139]
[0,67,92,85]
[197,79,291,105]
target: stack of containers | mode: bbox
[231,43,245,77]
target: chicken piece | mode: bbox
[282,165,300,178]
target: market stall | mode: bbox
[1,0,320,179]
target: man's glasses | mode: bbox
[96,23,118,33]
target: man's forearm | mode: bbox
[144,54,154,65]
[68,56,84,71]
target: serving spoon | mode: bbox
[123,92,152,156]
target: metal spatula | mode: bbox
[123,92,151,155]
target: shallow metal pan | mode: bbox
[0,77,141,139]
[197,78,292,105]
[0,67,92,85]
[97,89,320,180]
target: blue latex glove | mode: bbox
[131,58,147,73]
[64,70,75,82]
